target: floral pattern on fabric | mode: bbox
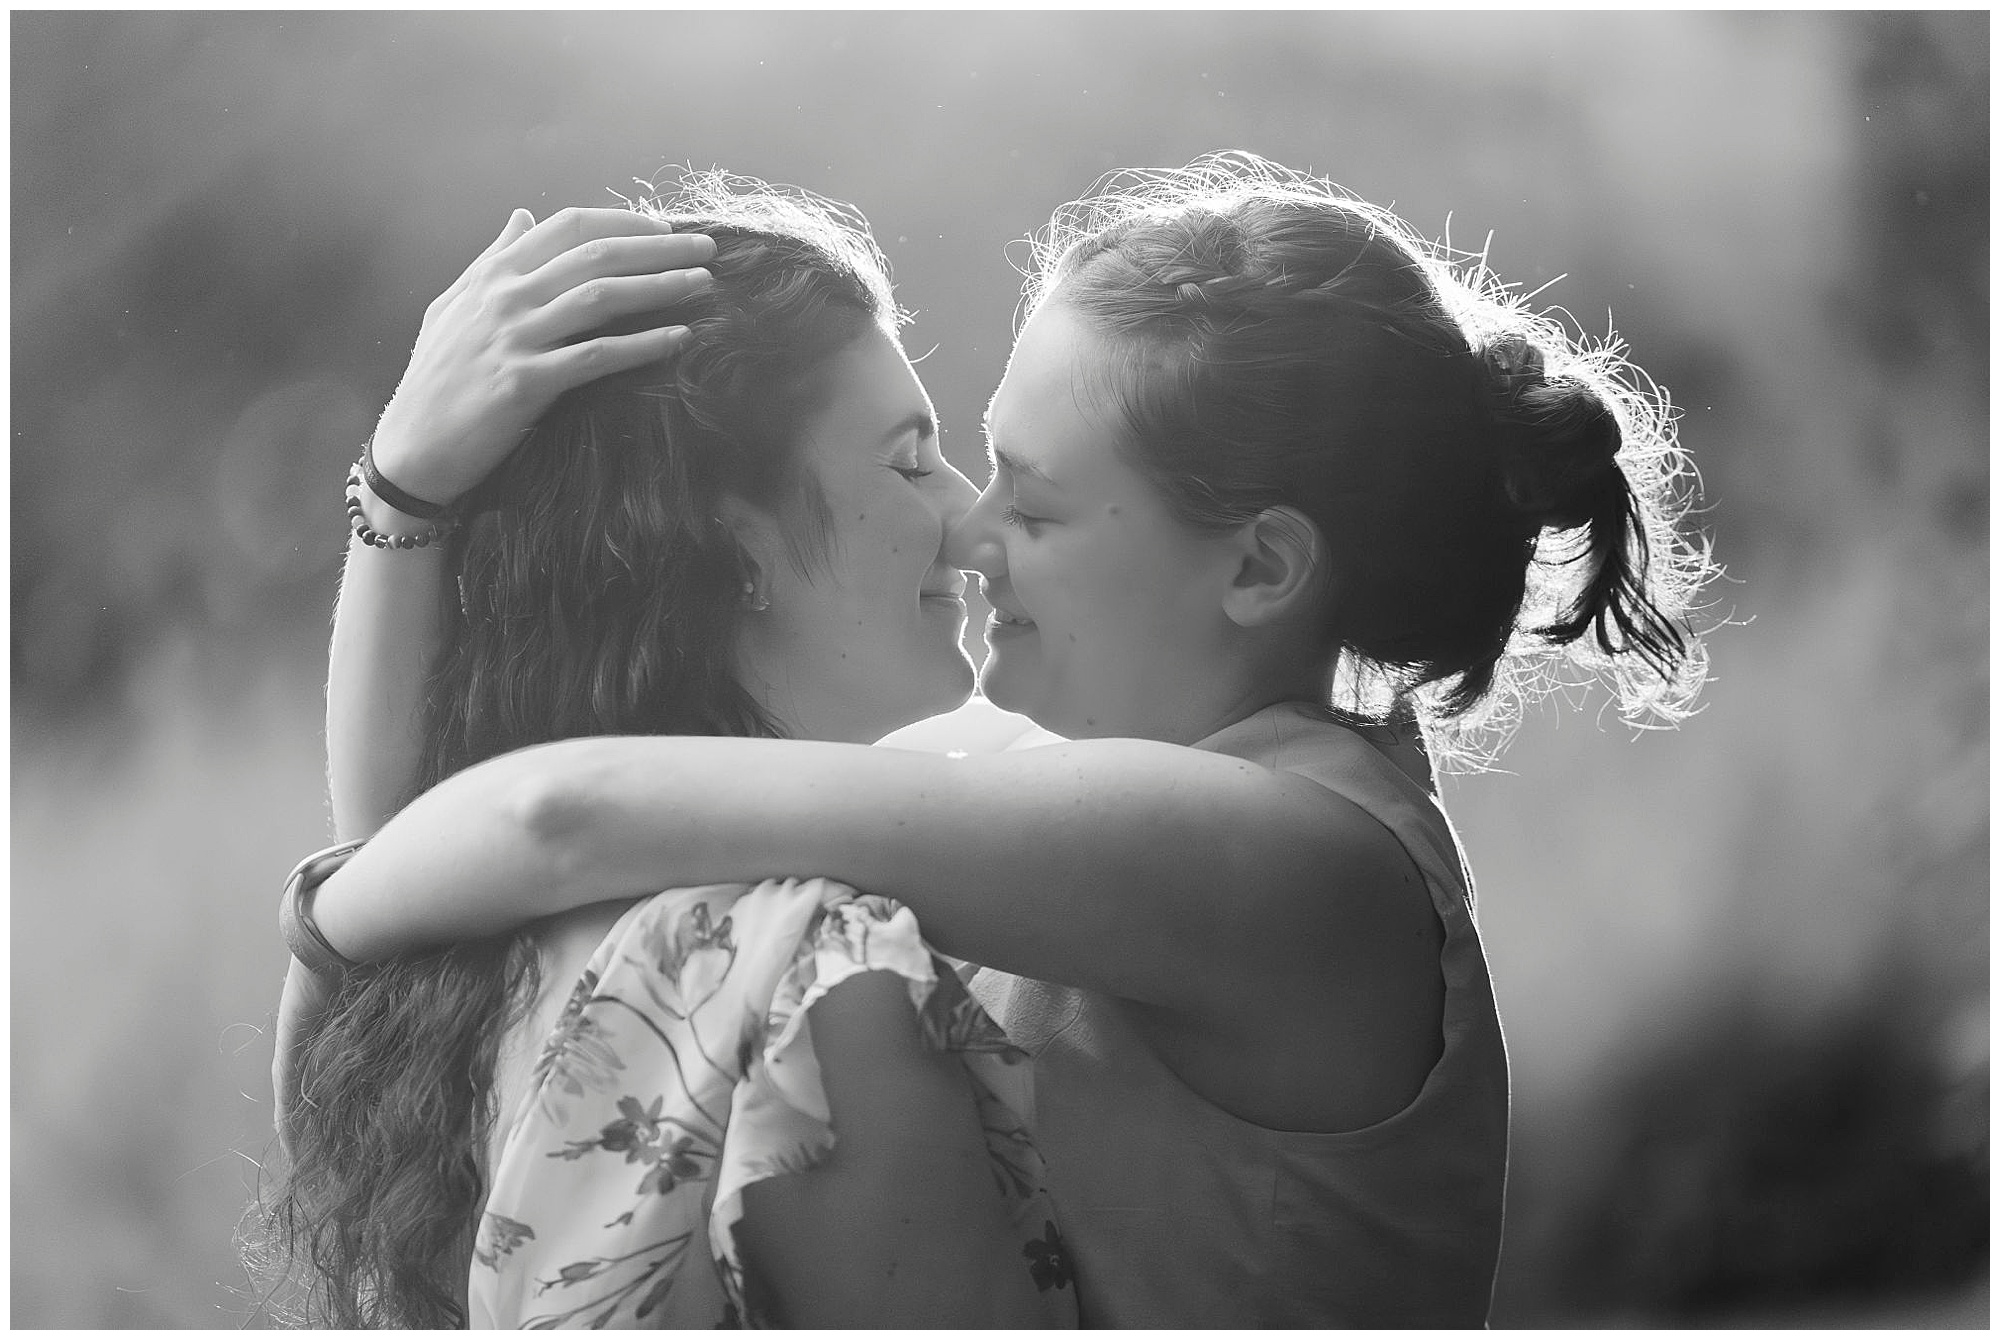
[467,878,1075,1329]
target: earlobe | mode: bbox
[716,495,781,609]
[1221,506,1328,628]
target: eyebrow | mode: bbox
[981,407,1055,485]
[992,448,1056,486]
[881,411,936,446]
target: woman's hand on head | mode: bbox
[370,207,717,505]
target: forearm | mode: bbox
[309,732,1330,999]
[311,736,896,959]
[312,740,567,960]
[325,483,451,839]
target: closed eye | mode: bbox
[892,465,934,482]
[1001,504,1040,529]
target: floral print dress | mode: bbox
[466,878,1075,1328]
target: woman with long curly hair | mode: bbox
[258,176,1065,1328]
[286,153,1716,1325]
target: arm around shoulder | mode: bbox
[311,731,1391,1017]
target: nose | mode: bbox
[936,457,979,532]
[944,470,1008,581]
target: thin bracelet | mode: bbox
[280,839,367,977]
[347,465,458,549]
[360,434,453,520]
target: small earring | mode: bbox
[740,580,770,613]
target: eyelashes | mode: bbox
[891,465,934,482]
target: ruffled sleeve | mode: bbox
[467,879,1074,1329]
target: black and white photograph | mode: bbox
[11,9,1988,1328]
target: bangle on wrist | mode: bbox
[280,839,367,978]
[347,463,459,549]
[360,434,453,519]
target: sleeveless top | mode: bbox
[968,702,1510,1326]
[469,880,1077,1328]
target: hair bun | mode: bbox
[1482,333,1622,532]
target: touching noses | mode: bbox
[943,472,1008,581]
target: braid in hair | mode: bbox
[1032,151,1714,763]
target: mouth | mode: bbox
[920,593,966,613]
[920,568,966,600]
[920,566,967,603]
[977,579,1036,632]
[920,576,967,614]
[985,604,1037,634]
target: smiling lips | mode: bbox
[977,580,1036,630]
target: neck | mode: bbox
[733,642,881,746]
[1176,660,1337,746]
[1057,647,1336,748]
[742,677,884,746]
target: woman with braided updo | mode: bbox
[282,153,1714,1325]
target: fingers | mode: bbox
[520,230,718,307]
[521,266,715,345]
[482,207,536,260]
[500,205,687,276]
[429,208,539,313]
[531,325,694,390]
[439,209,715,336]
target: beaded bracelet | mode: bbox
[360,434,453,519]
[280,839,367,978]
[347,463,459,549]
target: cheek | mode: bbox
[824,486,920,578]
[1062,532,1204,653]
[1061,526,1172,612]
[886,498,947,582]
[856,475,937,546]
[843,494,945,615]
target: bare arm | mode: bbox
[736,972,1046,1326]
[325,503,451,837]
[323,207,717,836]
[310,732,1408,1015]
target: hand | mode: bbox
[272,957,335,1158]
[371,207,718,505]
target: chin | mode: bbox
[975,662,1047,730]
[906,648,978,724]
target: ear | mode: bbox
[716,494,781,600]
[1220,505,1329,629]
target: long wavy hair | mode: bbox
[250,174,900,1327]
[1031,152,1718,765]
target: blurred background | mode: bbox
[11,10,1987,1327]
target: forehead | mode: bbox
[798,322,933,454]
[986,302,1128,479]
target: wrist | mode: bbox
[280,839,367,976]
[353,477,444,537]
[345,456,458,551]
[370,410,477,508]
